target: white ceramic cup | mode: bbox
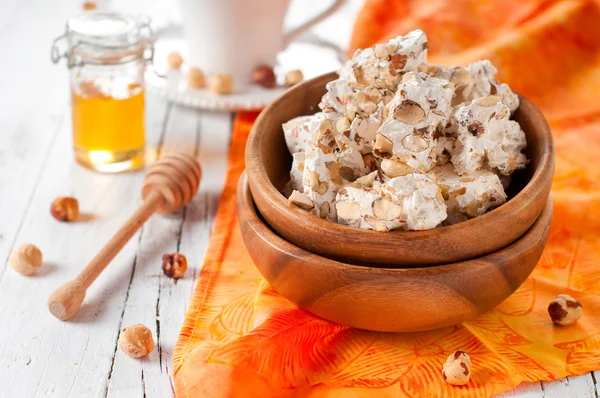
[178,0,345,85]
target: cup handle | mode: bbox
[282,0,346,48]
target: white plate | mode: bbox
[145,34,345,111]
[145,68,287,111]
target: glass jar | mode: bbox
[51,12,154,173]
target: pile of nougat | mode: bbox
[283,30,527,231]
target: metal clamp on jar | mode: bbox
[52,12,154,173]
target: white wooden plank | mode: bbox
[106,107,231,396]
[0,94,168,398]
[593,371,600,396]
[541,374,597,398]
[0,0,76,279]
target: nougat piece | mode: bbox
[302,145,376,221]
[374,72,454,173]
[339,29,428,90]
[418,60,519,113]
[320,79,389,119]
[336,172,447,231]
[467,60,519,113]
[429,164,507,225]
[416,64,474,107]
[449,96,527,175]
[282,115,311,154]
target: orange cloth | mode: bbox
[173,1,600,396]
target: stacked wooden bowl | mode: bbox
[240,72,555,332]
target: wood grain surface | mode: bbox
[245,72,555,267]
[238,172,552,332]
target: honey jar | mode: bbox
[51,12,154,172]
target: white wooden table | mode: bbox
[0,0,598,397]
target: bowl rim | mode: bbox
[238,172,553,274]
[246,71,555,241]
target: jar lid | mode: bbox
[67,12,143,49]
[51,11,154,67]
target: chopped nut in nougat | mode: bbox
[339,29,428,91]
[428,164,506,224]
[449,96,527,176]
[376,72,454,172]
[285,69,304,86]
[10,243,43,276]
[187,66,205,88]
[119,324,155,358]
[289,190,314,211]
[252,65,276,88]
[418,60,519,112]
[51,196,79,222]
[208,73,233,95]
[167,52,184,69]
[336,173,446,231]
[548,294,582,326]
[380,158,414,178]
[442,351,472,386]
[161,253,188,279]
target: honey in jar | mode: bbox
[52,12,154,172]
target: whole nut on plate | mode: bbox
[119,324,155,358]
[252,65,276,88]
[167,52,184,69]
[10,243,43,276]
[285,69,304,87]
[82,1,96,10]
[162,253,188,279]
[51,196,79,222]
[442,350,472,385]
[208,74,233,95]
[187,66,205,89]
[548,294,582,326]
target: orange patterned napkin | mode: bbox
[173,1,600,396]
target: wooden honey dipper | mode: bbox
[48,153,202,321]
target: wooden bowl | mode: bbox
[245,72,554,267]
[238,173,552,332]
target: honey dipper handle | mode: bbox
[48,191,164,320]
[78,191,164,288]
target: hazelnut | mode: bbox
[51,197,79,222]
[119,324,154,358]
[442,350,472,385]
[208,73,233,95]
[10,244,43,276]
[252,65,276,88]
[393,100,426,124]
[82,1,97,10]
[167,52,184,69]
[162,253,188,279]
[285,69,304,86]
[187,67,205,89]
[548,294,582,326]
